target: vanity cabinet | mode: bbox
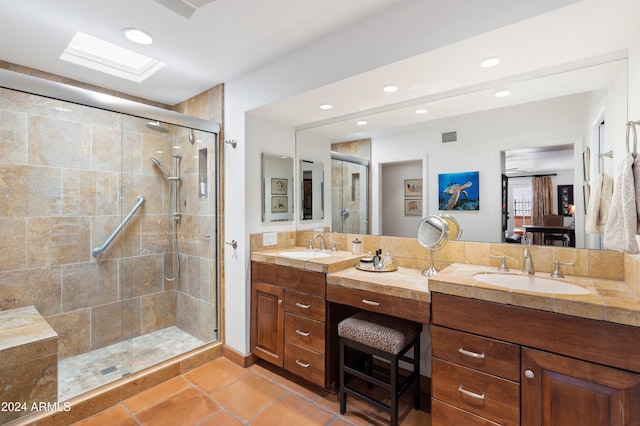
[521,348,640,426]
[432,326,520,425]
[431,293,640,426]
[251,261,327,386]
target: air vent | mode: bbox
[441,131,458,143]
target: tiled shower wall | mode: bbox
[0,87,218,360]
[331,139,370,235]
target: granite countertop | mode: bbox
[326,266,430,303]
[251,249,640,327]
[250,247,361,273]
[430,263,640,327]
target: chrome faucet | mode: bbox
[551,260,575,278]
[313,233,326,250]
[522,248,534,275]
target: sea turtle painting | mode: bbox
[438,171,480,211]
[443,181,473,209]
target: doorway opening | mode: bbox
[502,143,575,244]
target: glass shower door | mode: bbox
[331,158,369,234]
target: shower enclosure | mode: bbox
[331,151,370,234]
[0,70,221,413]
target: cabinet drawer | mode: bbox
[433,358,520,426]
[432,399,502,426]
[433,326,520,381]
[285,290,325,322]
[326,284,430,323]
[284,342,325,386]
[284,313,326,354]
[252,262,325,296]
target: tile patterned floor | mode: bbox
[71,357,432,426]
[59,327,206,401]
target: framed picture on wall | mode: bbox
[404,179,423,197]
[271,178,288,195]
[438,171,479,210]
[404,199,422,216]
[582,147,591,182]
[271,196,288,213]
[583,183,590,214]
[558,185,574,216]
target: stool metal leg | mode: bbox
[413,335,421,410]
[391,356,399,426]
[339,336,347,415]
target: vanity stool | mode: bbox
[338,311,422,426]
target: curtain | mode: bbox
[531,176,553,244]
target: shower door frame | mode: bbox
[0,68,222,399]
[331,151,370,235]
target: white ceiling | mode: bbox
[253,0,639,136]
[0,0,638,133]
[0,0,406,105]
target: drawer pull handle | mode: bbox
[362,299,381,306]
[295,359,310,368]
[295,329,310,337]
[295,302,311,309]
[458,386,485,400]
[458,348,486,359]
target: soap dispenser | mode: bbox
[373,249,383,270]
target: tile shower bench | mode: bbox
[0,306,58,423]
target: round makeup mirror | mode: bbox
[417,215,450,276]
[440,214,462,240]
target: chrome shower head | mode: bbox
[188,129,195,145]
[146,121,169,133]
[151,157,171,178]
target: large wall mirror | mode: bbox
[262,153,294,222]
[295,58,630,250]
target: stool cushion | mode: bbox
[338,312,421,355]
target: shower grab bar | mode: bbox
[92,195,146,257]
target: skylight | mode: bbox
[60,32,165,83]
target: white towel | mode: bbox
[585,173,613,235]
[604,154,639,253]
[635,155,640,232]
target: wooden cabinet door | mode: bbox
[251,282,285,367]
[522,348,640,426]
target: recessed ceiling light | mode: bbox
[123,28,153,45]
[495,90,512,97]
[319,104,333,110]
[60,32,165,83]
[415,108,428,114]
[480,57,501,68]
[383,84,399,93]
[357,120,368,126]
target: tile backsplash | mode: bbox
[251,230,637,291]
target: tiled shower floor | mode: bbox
[58,326,206,401]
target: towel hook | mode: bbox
[626,121,638,155]
[598,150,613,174]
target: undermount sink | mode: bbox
[279,250,332,259]
[473,273,590,295]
